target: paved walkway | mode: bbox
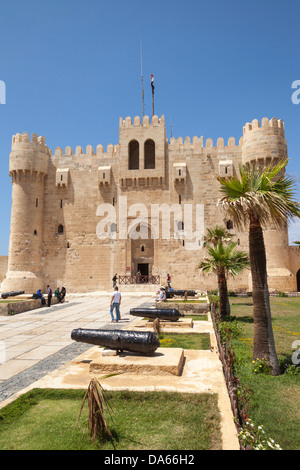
[0,294,154,401]
[0,293,240,450]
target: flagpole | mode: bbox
[140,39,144,117]
[151,74,155,116]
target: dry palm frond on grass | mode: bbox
[78,378,114,441]
[153,318,161,338]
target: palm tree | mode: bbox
[293,241,300,249]
[199,240,249,320]
[203,225,233,248]
[203,225,236,316]
[217,160,300,375]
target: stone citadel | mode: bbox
[1,114,300,293]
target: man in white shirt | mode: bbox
[110,286,121,322]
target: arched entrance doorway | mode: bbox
[297,269,300,292]
[130,224,154,283]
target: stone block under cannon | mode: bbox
[71,328,160,355]
[130,307,184,322]
[1,290,25,299]
[166,290,196,299]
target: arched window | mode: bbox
[58,224,64,234]
[128,140,139,170]
[144,139,155,169]
[177,221,184,231]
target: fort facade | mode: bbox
[2,114,300,293]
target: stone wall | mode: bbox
[2,115,298,293]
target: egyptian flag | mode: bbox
[151,74,155,91]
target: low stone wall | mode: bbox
[156,301,210,314]
[0,296,60,316]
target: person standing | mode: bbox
[47,285,52,307]
[112,273,117,288]
[110,286,121,322]
[167,273,171,288]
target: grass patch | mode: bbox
[159,333,210,350]
[184,315,208,321]
[0,389,221,450]
[229,296,300,450]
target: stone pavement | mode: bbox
[0,292,240,450]
[0,293,154,401]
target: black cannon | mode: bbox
[130,307,184,322]
[166,290,196,299]
[71,328,160,355]
[1,290,25,300]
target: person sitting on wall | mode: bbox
[61,286,66,302]
[54,287,62,302]
[156,287,166,302]
[36,289,46,305]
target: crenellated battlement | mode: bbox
[119,114,165,129]
[242,117,287,166]
[168,135,242,152]
[243,117,285,137]
[54,143,119,158]
[11,132,51,153]
[9,131,51,176]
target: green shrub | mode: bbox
[218,318,243,343]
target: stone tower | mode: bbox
[2,132,50,292]
[241,117,291,290]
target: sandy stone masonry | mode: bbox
[2,115,300,294]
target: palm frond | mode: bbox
[78,378,114,441]
[217,160,300,229]
[198,240,249,277]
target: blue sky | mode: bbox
[0,0,299,255]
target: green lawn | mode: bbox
[229,296,300,450]
[0,389,221,450]
[159,333,210,350]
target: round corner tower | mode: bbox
[241,117,293,291]
[2,132,49,293]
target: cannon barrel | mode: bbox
[1,290,25,299]
[130,307,184,322]
[166,290,196,298]
[71,328,160,355]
